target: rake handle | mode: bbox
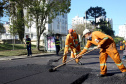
[53,47,98,70]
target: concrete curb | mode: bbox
[0,53,56,61]
[0,47,95,61]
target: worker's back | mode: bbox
[65,34,74,46]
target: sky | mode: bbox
[68,0,126,35]
[1,0,126,35]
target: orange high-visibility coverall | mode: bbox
[78,31,126,75]
[63,34,77,63]
[70,31,81,63]
[120,41,123,50]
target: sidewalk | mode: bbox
[0,52,57,61]
[0,47,95,61]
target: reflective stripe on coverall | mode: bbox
[63,34,78,63]
[70,31,81,63]
[78,31,126,75]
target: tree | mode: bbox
[94,19,115,37]
[0,0,25,43]
[25,0,71,50]
[85,6,106,26]
[0,0,6,33]
[0,0,10,18]
[0,23,5,34]
[9,0,25,43]
[2,0,71,50]
[114,36,124,44]
[0,1,4,18]
[73,23,93,35]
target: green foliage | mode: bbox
[0,1,4,18]
[9,23,18,35]
[0,23,5,33]
[0,0,10,17]
[24,0,71,50]
[0,44,36,51]
[3,0,71,50]
[9,1,25,42]
[93,28,102,32]
[94,20,115,37]
[113,36,124,44]
[15,6,24,42]
[0,44,45,56]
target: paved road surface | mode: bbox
[0,48,126,84]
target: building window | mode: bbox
[62,14,64,18]
[57,18,59,22]
[57,25,59,29]
[65,21,67,24]
[62,20,64,24]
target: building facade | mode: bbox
[23,8,68,51]
[118,25,126,40]
[1,13,68,51]
[72,15,91,28]
[96,16,113,29]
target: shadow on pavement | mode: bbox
[71,74,89,84]
[106,71,121,77]
[84,62,99,65]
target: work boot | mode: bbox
[62,61,66,65]
[62,61,66,64]
[77,61,83,65]
[97,74,106,78]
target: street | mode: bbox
[0,48,126,84]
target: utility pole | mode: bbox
[85,11,87,29]
[84,11,87,46]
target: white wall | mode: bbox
[118,25,126,38]
[96,16,113,29]
[72,15,91,28]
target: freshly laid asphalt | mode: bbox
[0,47,126,84]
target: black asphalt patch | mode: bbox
[0,63,126,84]
[0,48,126,84]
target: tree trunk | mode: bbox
[36,15,40,51]
[37,34,40,51]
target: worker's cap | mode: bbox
[83,29,90,36]
[69,29,73,33]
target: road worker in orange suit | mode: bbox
[70,29,82,65]
[63,29,79,64]
[77,29,126,77]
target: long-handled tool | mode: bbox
[49,47,98,72]
[53,54,65,62]
[53,51,71,62]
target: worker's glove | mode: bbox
[76,54,82,59]
[64,51,68,55]
[94,46,98,49]
[97,44,101,48]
